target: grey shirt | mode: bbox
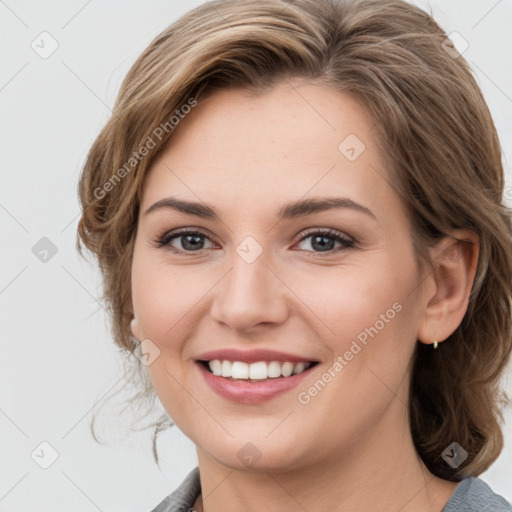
[150,466,511,512]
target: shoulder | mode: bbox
[443,476,511,512]
[149,467,201,512]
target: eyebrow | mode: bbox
[143,196,376,221]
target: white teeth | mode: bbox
[249,361,267,380]
[221,360,232,377]
[292,362,307,375]
[206,360,313,379]
[281,362,294,377]
[210,359,222,376]
[267,361,282,378]
[231,361,249,379]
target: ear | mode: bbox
[417,229,479,347]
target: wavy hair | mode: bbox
[76,0,512,479]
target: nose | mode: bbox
[209,246,289,333]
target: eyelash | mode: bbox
[154,227,356,256]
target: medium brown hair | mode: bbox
[76,0,512,479]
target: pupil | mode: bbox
[312,235,334,251]
[183,234,203,250]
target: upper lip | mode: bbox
[195,348,318,364]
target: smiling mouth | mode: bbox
[198,359,320,381]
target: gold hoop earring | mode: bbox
[433,340,438,349]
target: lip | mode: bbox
[195,348,318,364]
[196,360,319,404]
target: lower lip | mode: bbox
[196,362,317,404]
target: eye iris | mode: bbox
[181,234,204,251]
[311,234,334,251]
[165,231,347,253]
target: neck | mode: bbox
[194,407,458,512]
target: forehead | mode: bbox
[141,81,393,215]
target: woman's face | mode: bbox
[131,80,430,471]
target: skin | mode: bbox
[130,79,479,511]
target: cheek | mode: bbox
[290,261,407,346]
[293,254,419,397]
[290,271,418,448]
[131,252,206,347]
[131,260,202,423]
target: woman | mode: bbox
[76,0,512,510]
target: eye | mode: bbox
[154,227,355,255]
[155,228,215,253]
[294,228,355,253]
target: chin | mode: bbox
[197,433,311,473]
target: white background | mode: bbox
[1,1,511,510]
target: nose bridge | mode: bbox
[210,236,287,330]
